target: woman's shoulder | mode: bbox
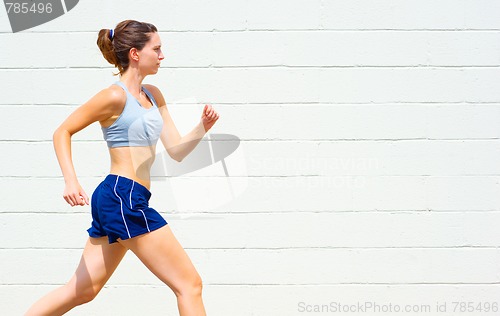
[94,83,128,111]
[142,84,166,107]
[80,84,127,116]
[107,83,128,102]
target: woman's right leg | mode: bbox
[25,236,127,316]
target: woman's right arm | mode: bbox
[53,87,125,206]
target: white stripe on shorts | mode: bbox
[114,176,131,239]
[129,181,135,209]
[138,209,151,232]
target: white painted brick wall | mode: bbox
[0,0,499,315]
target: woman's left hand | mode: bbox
[201,104,219,132]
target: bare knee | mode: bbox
[192,275,203,295]
[65,283,99,306]
[175,274,203,298]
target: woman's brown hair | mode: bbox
[97,20,158,76]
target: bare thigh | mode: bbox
[69,237,128,298]
[118,225,201,296]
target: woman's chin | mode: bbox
[148,68,159,75]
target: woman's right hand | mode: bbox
[63,181,89,206]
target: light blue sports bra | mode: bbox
[102,81,163,148]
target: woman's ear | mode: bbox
[129,47,139,62]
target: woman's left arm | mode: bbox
[145,85,219,162]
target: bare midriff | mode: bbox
[108,145,157,190]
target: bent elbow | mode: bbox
[53,127,71,145]
[53,127,63,142]
[167,149,183,162]
[172,154,183,163]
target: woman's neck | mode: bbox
[119,70,146,96]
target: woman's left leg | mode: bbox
[118,225,206,316]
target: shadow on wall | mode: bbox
[149,133,248,214]
[151,133,241,177]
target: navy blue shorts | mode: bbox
[87,174,168,244]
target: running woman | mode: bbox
[25,19,218,316]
